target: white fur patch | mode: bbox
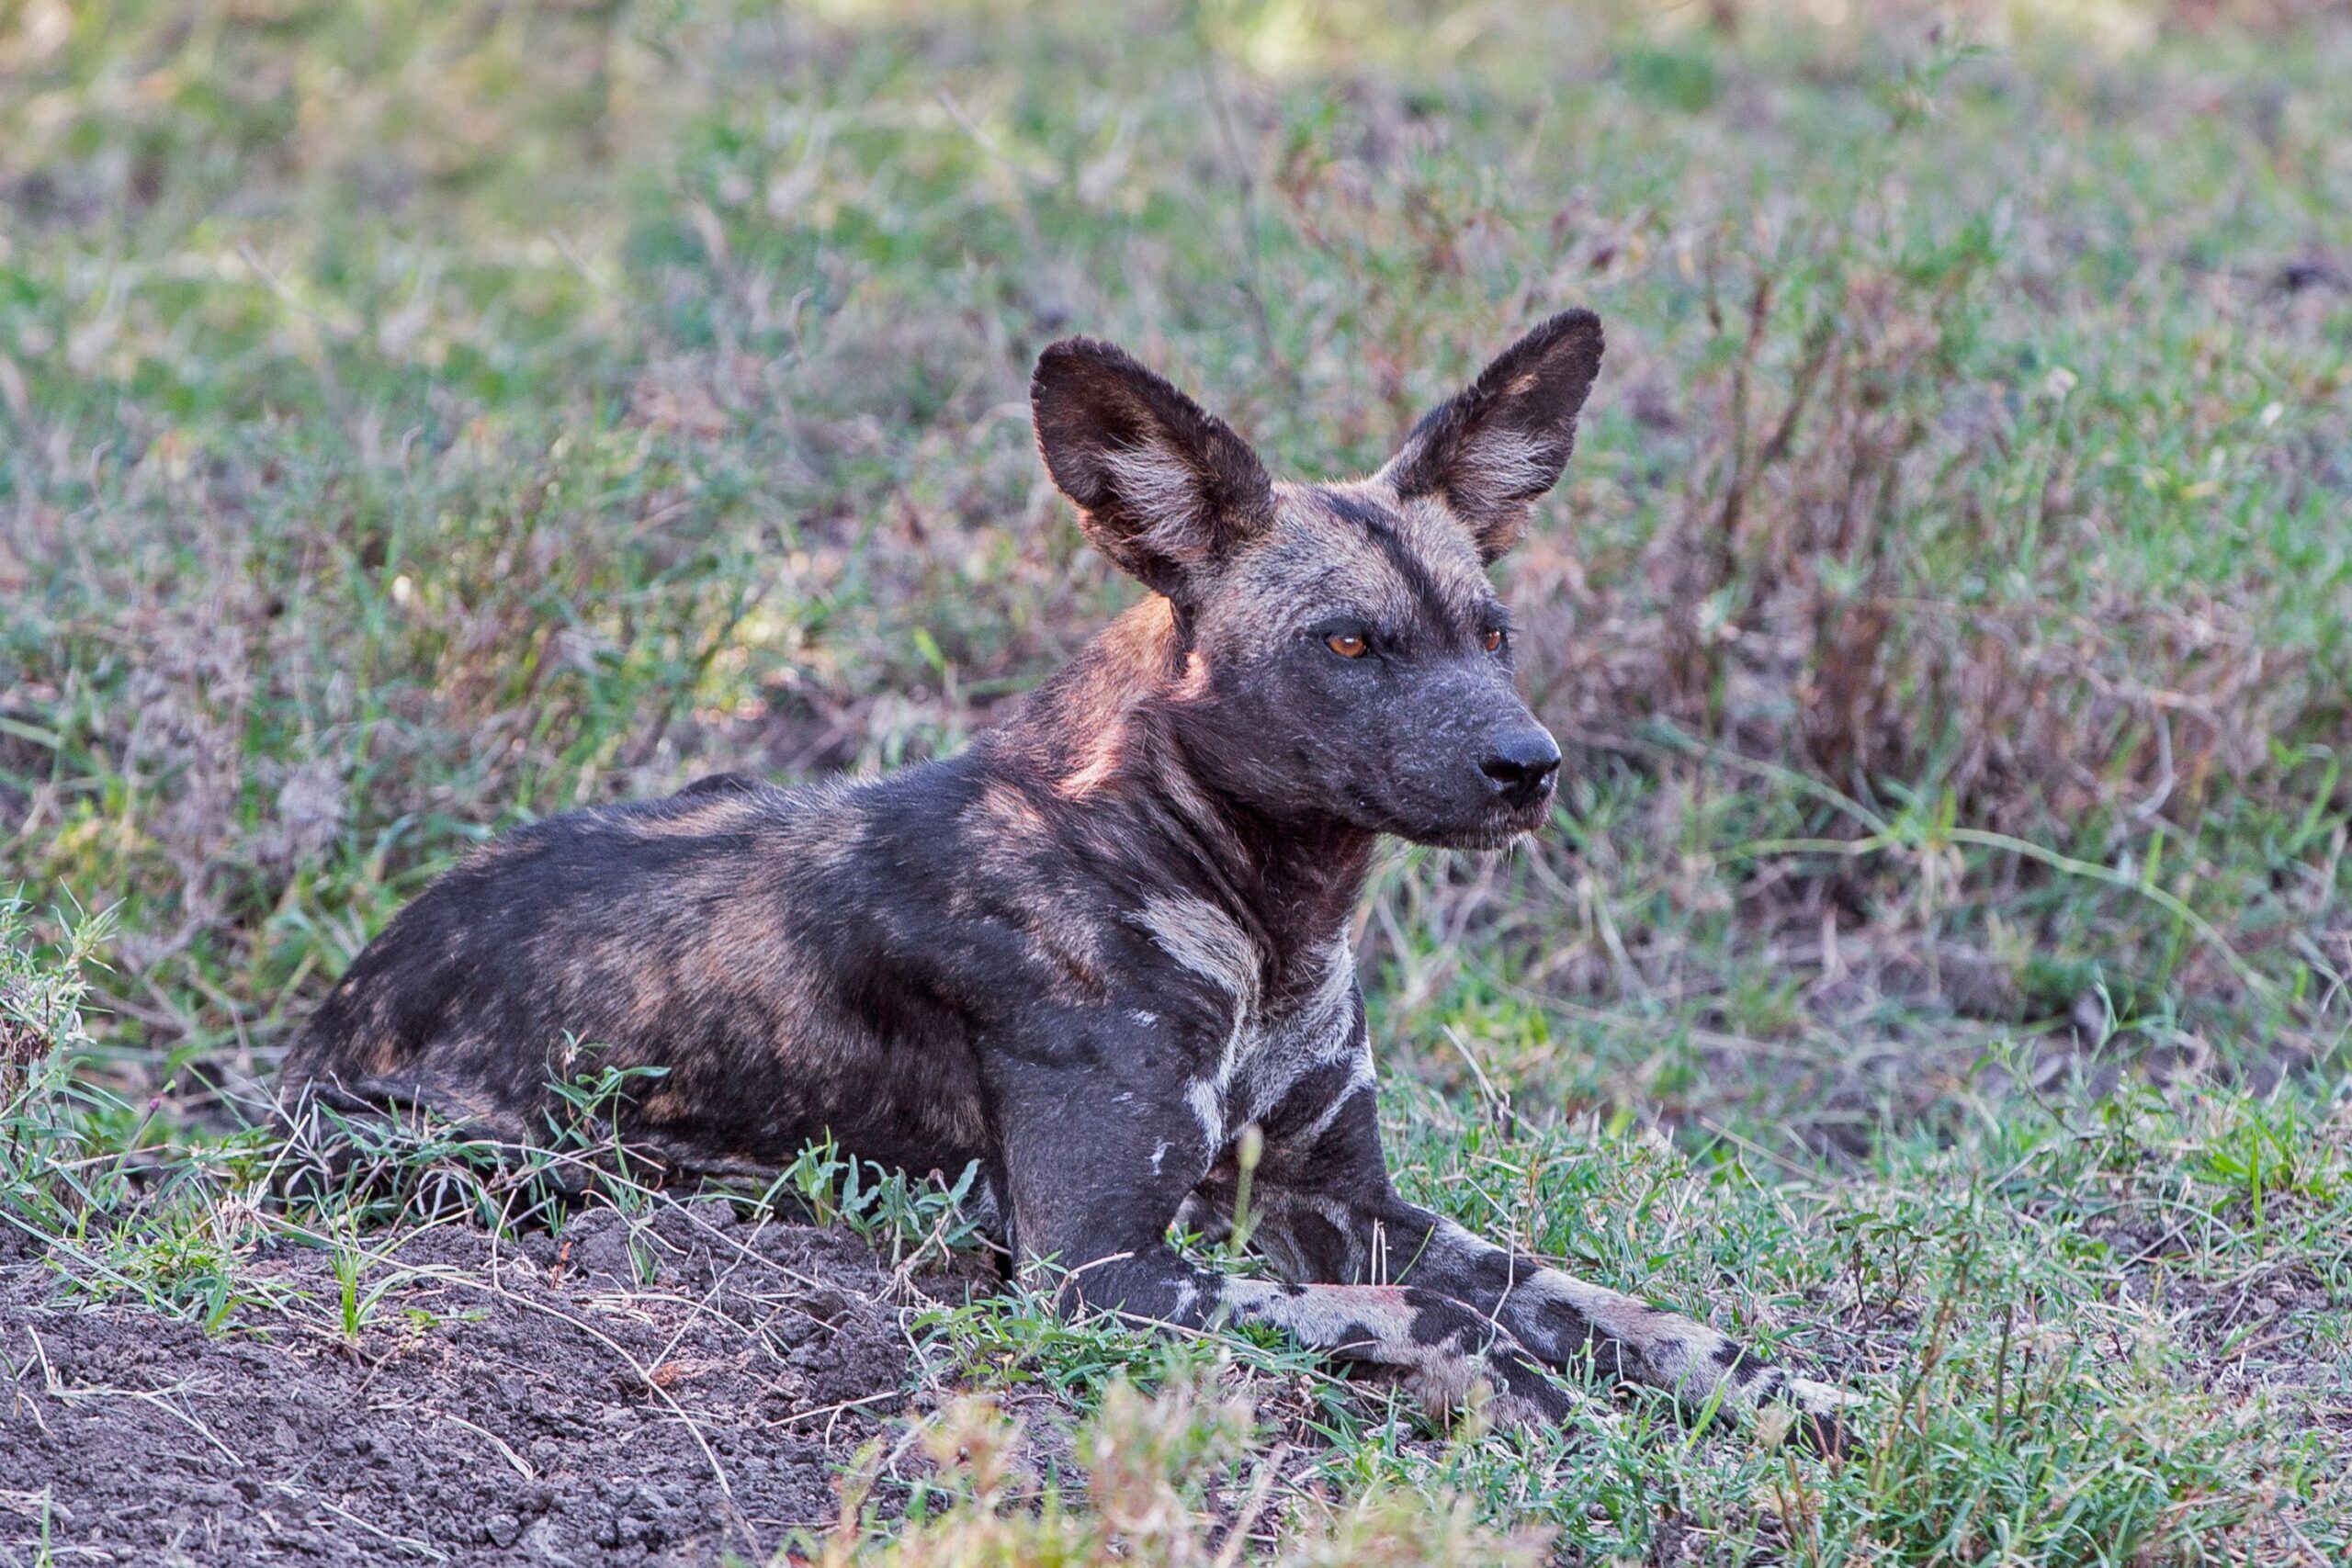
[1455,426,1560,508]
[1187,1077,1224,1147]
[1227,938,1361,1126]
[1785,1376,1866,1414]
[1137,907,1359,1150]
[1100,442,1210,556]
[1135,896,1261,1009]
[1294,1054,1375,1145]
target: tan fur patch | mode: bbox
[775,783,865,874]
[617,795,763,839]
[959,782,1114,999]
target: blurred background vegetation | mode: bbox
[3,0,2343,1141]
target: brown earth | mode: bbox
[0,1203,964,1566]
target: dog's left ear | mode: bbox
[1380,310,1604,563]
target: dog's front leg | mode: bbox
[1230,1073,1862,1450]
[980,1021,1580,1427]
[1373,1198,1862,1450]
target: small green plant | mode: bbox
[542,1049,670,1154]
[327,1217,412,1346]
[0,894,111,1077]
[763,1134,989,1266]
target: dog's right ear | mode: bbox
[1031,338,1273,602]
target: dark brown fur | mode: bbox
[287,313,1860,1446]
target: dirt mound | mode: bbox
[0,1203,953,1564]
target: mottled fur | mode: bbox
[287,311,1860,1448]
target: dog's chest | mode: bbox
[1230,942,1360,1110]
[1133,896,1362,1144]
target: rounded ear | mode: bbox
[1379,310,1605,563]
[1031,337,1273,600]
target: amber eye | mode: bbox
[1483,627,1506,653]
[1325,631,1368,659]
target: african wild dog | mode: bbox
[287,311,1860,1447]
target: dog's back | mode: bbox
[284,768,996,1177]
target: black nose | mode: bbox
[1480,728,1561,808]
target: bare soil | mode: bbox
[0,1204,957,1565]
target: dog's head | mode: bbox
[1031,312,1602,847]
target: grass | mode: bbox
[2,0,2348,1561]
[883,1080,2350,1562]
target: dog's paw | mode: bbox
[1777,1375,1866,1456]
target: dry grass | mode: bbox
[811,1380,1550,1567]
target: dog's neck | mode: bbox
[986,596,1377,964]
